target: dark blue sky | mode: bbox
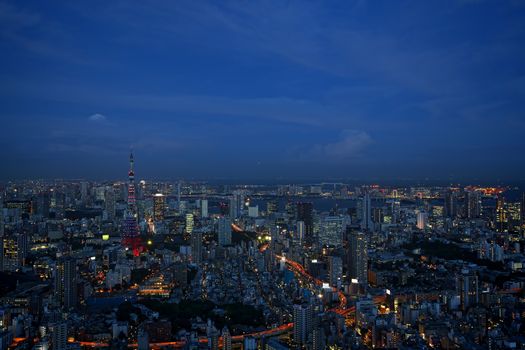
[1,1,524,181]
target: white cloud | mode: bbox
[311,129,372,159]
[88,113,106,122]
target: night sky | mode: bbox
[1,1,524,182]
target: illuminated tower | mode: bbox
[122,152,142,256]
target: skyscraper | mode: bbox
[296,221,305,244]
[328,256,343,287]
[296,202,313,243]
[347,231,368,285]
[319,216,344,247]
[153,193,165,221]
[465,190,481,219]
[221,326,232,350]
[104,186,116,220]
[495,195,507,233]
[122,152,141,256]
[293,302,313,346]
[1,233,28,272]
[50,321,67,350]
[360,192,372,231]
[516,192,525,227]
[218,216,231,246]
[191,231,202,264]
[229,190,245,219]
[185,213,194,235]
[416,211,428,230]
[457,269,479,311]
[201,199,208,218]
[444,190,457,218]
[55,256,77,310]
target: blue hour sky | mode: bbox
[1,1,524,182]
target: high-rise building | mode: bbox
[137,328,149,350]
[122,152,141,256]
[495,195,507,233]
[185,214,194,235]
[229,191,245,219]
[296,221,305,243]
[201,199,208,218]
[347,231,368,285]
[521,192,525,227]
[1,233,28,272]
[35,192,50,218]
[222,326,232,350]
[218,217,231,246]
[266,200,278,216]
[319,216,343,247]
[55,256,77,310]
[360,193,372,231]
[416,211,428,230]
[296,202,313,243]
[104,186,116,220]
[444,190,457,218]
[465,191,481,219]
[248,206,259,217]
[191,231,202,264]
[50,321,67,350]
[328,256,343,287]
[153,193,165,221]
[457,269,478,311]
[293,302,313,345]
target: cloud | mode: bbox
[310,129,372,159]
[88,113,106,122]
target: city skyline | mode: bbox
[1,1,525,181]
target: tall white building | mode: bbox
[416,211,428,230]
[296,221,305,243]
[201,199,208,218]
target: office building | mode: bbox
[296,202,313,243]
[328,256,343,287]
[360,192,372,231]
[191,231,202,264]
[218,217,231,246]
[444,190,458,218]
[222,326,232,350]
[153,193,165,221]
[465,190,481,219]
[495,195,507,232]
[185,213,194,235]
[50,321,67,350]
[319,216,344,247]
[416,211,428,230]
[457,269,479,311]
[201,199,208,218]
[347,231,368,285]
[1,233,28,272]
[293,302,313,345]
[55,256,77,310]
